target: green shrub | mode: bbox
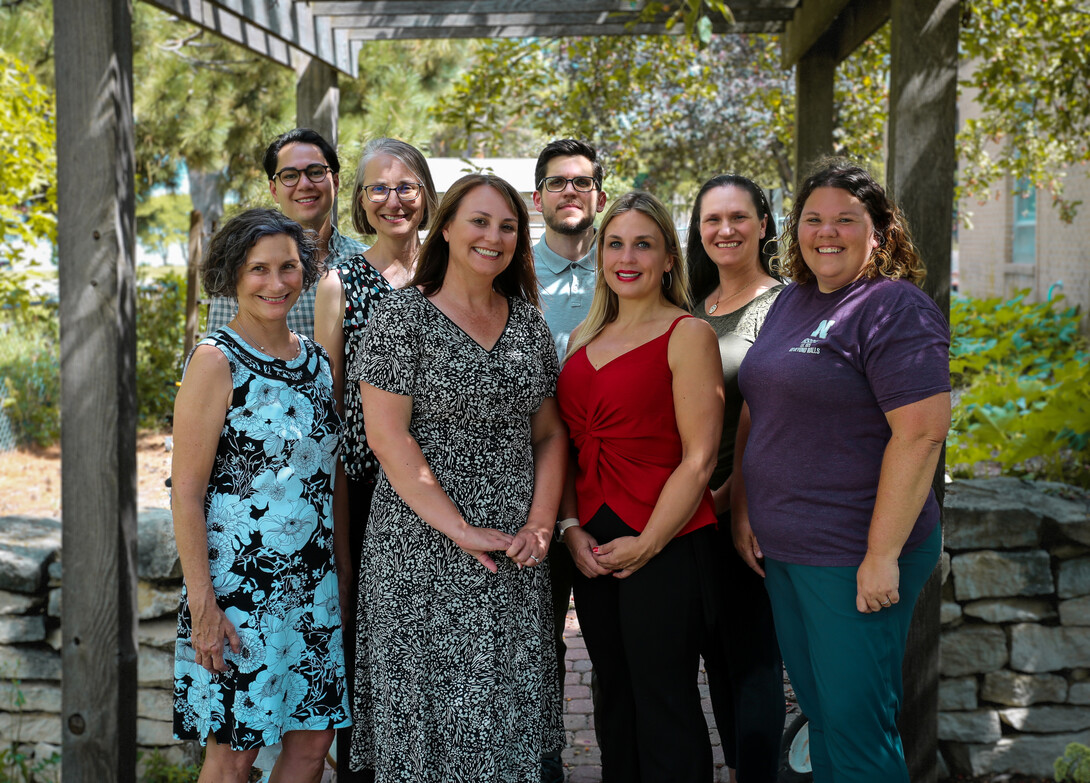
[948,291,1090,487]
[135,270,186,428]
[138,749,201,783]
[0,313,60,449]
[1056,741,1090,783]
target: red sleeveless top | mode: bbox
[557,315,716,536]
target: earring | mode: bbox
[662,269,673,289]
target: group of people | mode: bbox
[170,128,951,783]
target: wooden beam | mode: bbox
[324,10,794,32]
[783,0,889,67]
[310,0,798,14]
[794,37,836,187]
[54,0,139,780]
[336,21,784,41]
[295,56,341,224]
[887,2,959,782]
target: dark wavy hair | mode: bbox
[262,128,339,179]
[201,208,321,298]
[534,138,604,191]
[685,174,780,302]
[409,174,539,307]
[778,158,925,286]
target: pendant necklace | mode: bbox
[708,274,760,314]
[232,320,298,360]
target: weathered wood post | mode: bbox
[888,2,960,781]
[53,0,139,780]
[296,56,340,220]
[184,210,203,357]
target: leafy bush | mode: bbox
[1056,742,1090,783]
[136,270,186,428]
[138,749,201,783]
[948,291,1090,487]
[0,311,60,449]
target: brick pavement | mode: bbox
[559,600,796,783]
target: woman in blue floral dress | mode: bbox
[172,208,350,783]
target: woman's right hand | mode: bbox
[565,526,612,579]
[732,513,766,577]
[188,590,241,674]
[454,525,515,573]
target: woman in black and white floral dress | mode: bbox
[347,174,566,782]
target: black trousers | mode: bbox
[337,473,375,783]
[702,513,784,783]
[572,505,714,783]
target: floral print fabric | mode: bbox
[346,288,564,782]
[172,328,351,750]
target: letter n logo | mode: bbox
[811,320,835,339]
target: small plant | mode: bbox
[0,674,60,783]
[0,315,59,449]
[1056,741,1090,783]
[138,749,201,783]
[135,270,187,428]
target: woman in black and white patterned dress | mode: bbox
[347,174,567,782]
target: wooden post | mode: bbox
[794,36,836,189]
[296,56,340,222]
[184,210,203,357]
[888,2,959,781]
[53,0,139,780]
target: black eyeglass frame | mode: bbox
[537,176,600,193]
[272,164,333,186]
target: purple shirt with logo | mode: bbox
[738,276,950,566]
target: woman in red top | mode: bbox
[557,191,724,782]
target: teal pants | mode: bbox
[764,524,940,783]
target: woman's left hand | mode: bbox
[856,551,901,613]
[594,535,655,579]
[507,524,552,568]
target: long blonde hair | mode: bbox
[564,191,690,362]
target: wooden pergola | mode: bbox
[53,1,957,780]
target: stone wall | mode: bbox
[0,510,199,773]
[939,478,1090,779]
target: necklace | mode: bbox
[708,274,761,314]
[231,320,299,361]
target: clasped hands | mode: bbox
[564,526,653,579]
[454,522,551,573]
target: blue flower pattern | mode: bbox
[173,328,350,750]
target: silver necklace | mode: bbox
[232,320,298,360]
[708,275,760,314]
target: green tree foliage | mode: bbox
[0,50,56,266]
[948,292,1090,488]
[959,0,1090,222]
[431,28,887,199]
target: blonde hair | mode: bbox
[565,191,690,362]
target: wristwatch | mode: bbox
[555,517,580,542]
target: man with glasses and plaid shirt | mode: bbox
[205,128,367,337]
[532,138,607,783]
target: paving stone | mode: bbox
[951,551,1053,600]
[138,687,173,720]
[138,644,175,688]
[982,671,1067,706]
[1059,595,1090,626]
[1010,623,1090,672]
[941,600,963,625]
[944,479,1045,549]
[0,682,60,713]
[963,598,1056,623]
[0,517,61,593]
[0,712,61,745]
[0,589,41,615]
[137,508,182,580]
[939,677,978,711]
[1058,556,1090,599]
[940,626,1008,676]
[0,645,61,680]
[1069,682,1090,705]
[137,617,177,650]
[136,717,177,746]
[138,581,181,621]
[0,616,45,643]
[955,731,1090,778]
[938,709,1001,742]
[999,705,1090,733]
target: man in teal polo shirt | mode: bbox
[532,138,607,783]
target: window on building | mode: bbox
[1011,178,1036,265]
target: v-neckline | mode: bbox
[583,315,688,372]
[422,291,512,354]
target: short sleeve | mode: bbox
[533,307,561,398]
[863,295,950,412]
[348,290,420,397]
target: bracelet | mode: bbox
[556,517,580,542]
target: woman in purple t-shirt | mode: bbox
[733,159,950,783]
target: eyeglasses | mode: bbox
[538,176,598,193]
[272,164,332,187]
[362,183,423,202]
